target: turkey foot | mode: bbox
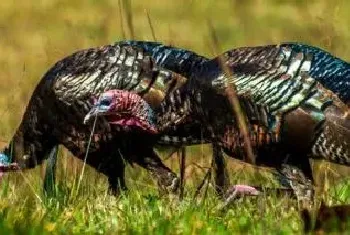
[219,185,260,210]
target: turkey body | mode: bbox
[193,44,350,201]
[206,44,349,164]
[2,44,198,195]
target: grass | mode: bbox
[0,145,348,234]
[0,146,347,234]
[0,0,349,234]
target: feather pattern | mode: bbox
[283,43,350,103]
[118,40,207,78]
[198,45,331,116]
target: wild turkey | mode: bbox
[190,44,350,202]
[0,44,196,195]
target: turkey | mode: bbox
[190,44,350,202]
[0,44,197,195]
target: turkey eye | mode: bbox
[99,99,111,106]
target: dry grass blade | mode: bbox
[74,114,98,197]
[192,167,211,201]
[145,9,157,41]
[200,169,212,204]
[163,147,181,161]
[206,20,255,165]
[179,146,186,200]
[118,0,126,40]
[18,171,43,203]
[122,0,134,39]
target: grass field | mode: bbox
[0,0,349,234]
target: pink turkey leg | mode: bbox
[219,185,261,210]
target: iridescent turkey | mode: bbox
[193,43,349,201]
[0,44,195,195]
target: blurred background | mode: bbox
[0,0,349,197]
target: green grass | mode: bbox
[0,146,348,234]
[0,0,349,234]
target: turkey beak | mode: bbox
[84,105,111,124]
[84,107,98,124]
